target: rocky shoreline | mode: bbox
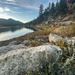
[0,25,75,75]
[0,31,36,47]
[0,25,41,47]
[0,33,75,75]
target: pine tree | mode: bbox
[56,0,60,14]
[59,0,68,14]
[51,2,56,14]
[49,3,51,11]
[39,4,44,16]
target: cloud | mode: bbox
[6,0,15,2]
[0,7,11,12]
[0,7,4,12]
[0,0,58,10]
[0,13,12,19]
[49,0,60,3]
[0,7,20,13]
[13,7,19,9]
[4,7,10,11]
[1,0,43,10]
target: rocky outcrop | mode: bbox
[49,34,63,42]
[36,35,48,41]
[72,36,75,39]
[0,44,28,55]
[65,37,75,46]
[0,45,62,75]
[9,41,18,46]
[22,40,31,45]
[54,21,75,26]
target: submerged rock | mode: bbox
[0,45,62,75]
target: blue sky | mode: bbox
[0,0,59,23]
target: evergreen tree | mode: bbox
[39,4,44,23]
[44,3,51,16]
[39,4,44,16]
[51,2,56,14]
[56,0,60,14]
[59,0,68,14]
[48,2,51,11]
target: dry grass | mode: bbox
[38,24,75,37]
[55,39,68,49]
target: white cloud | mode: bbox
[0,7,4,12]
[0,7,11,12]
[6,0,15,2]
[0,13,12,19]
[0,0,58,10]
[4,0,40,10]
[0,7,22,14]
[13,7,19,9]
[4,7,10,11]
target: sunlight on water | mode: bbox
[0,28,34,41]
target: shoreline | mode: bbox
[0,32,35,47]
[0,26,39,47]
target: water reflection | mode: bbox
[0,27,34,41]
[0,27,23,33]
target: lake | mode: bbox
[0,27,34,41]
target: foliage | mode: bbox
[39,4,44,16]
[56,39,68,49]
[50,3,56,14]
[59,0,68,14]
[27,40,41,47]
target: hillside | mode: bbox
[0,18,23,27]
[24,0,75,27]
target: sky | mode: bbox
[0,0,59,23]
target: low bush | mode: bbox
[27,40,41,47]
[56,39,68,49]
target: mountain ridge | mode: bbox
[0,18,23,27]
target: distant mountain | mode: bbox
[0,18,23,27]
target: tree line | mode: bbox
[25,0,75,26]
[39,0,68,16]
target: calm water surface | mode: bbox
[0,27,34,41]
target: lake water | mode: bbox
[0,27,34,41]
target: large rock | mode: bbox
[22,40,31,46]
[9,41,18,46]
[0,44,28,55]
[36,36,48,41]
[62,16,70,21]
[65,37,75,46]
[72,36,75,39]
[49,34,63,42]
[0,45,62,75]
